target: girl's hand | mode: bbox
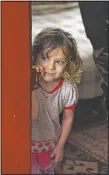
[32,64,45,89]
[35,64,45,79]
[50,144,64,162]
[32,64,45,79]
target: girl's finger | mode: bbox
[53,155,60,162]
[36,65,45,74]
[36,66,40,72]
[58,156,63,161]
[41,69,45,77]
[39,66,45,74]
[50,149,55,159]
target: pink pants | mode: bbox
[31,150,56,174]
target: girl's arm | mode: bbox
[32,90,38,120]
[31,64,45,120]
[50,109,75,162]
[57,109,75,147]
[50,84,78,162]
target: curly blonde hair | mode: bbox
[32,27,83,84]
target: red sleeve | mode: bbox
[64,103,77,110]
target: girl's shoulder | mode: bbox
[61,80,79,107]
[62,80,78,92]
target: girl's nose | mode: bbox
[47,63,55,70]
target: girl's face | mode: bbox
[38,47,69,82]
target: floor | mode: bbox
[57,96,108,174]
[57,139,108,174]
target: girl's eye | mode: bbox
[56,61,64,65]
[42,55,49,61]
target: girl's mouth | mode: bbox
[45,72,56,76]
[45,68,56,74]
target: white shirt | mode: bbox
[32,80,79,152]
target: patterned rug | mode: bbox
[55,121,108,174]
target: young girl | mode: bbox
[31,27,83,174]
